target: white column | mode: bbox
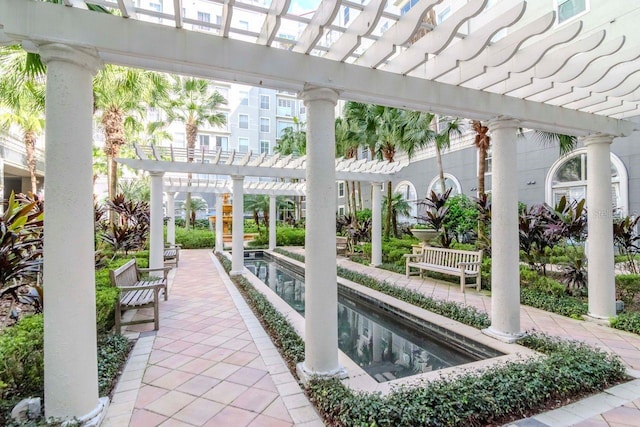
[298,86,345,379]
[40,43,105,421]
[371,182,383,266]
[372,323,382,363]
[166,191,176,245]
[584,134,616,320]
[0,158,4,215]
[231,175,245,275]
[483,117,522,342]
[269,195,277,250]
[149,171,164,276]
[215,194,224,253]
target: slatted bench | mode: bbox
[163,244,181,267]
[404,246,483,293]
[109,259,171,333]
[336,236,348,255]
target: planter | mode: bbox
[410,228,439,243]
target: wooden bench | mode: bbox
[404,246,483,293]
[336,236,348,255]
[109,259,171,333]
[163,244,181,267]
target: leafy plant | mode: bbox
[416,188,453,248]
[98,194,150,257]
[443,193,478,243]
[615,274,640,307]
[613,215,640,274]
[611,311,640,335]
[0,192,43,304]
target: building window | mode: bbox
[239,114,249,129]
[400,0,420,16]
[260,140,270,154]
[343,6,350,25]
[149,2,161,12]
[239,20,249,30]
[545,149,627,216]
[219,112,229,131]
[214,86,229,99]
[338,205,345,216]
[299,104,306,117]
[260,95,270,110]
[197,11,210,29]
[437,6,451,24]
[215,136,228,151]
[277,120,292,138]
[277,98,295,117]
[478,146,493,176]
[427,173,461,196]
[238,137,249,153]
[240,91,249,106]
[394,181,418,223]
[260,117,270,133]
[338,181,345,198]
[556,0,587,24]
[198,134,210,150]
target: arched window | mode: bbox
[427,173,461,197]
[394,181,417,222]
[545,149,628,217]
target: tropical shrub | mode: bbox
[615,274,640,307]
[613,215,640,274]
[416,188,453,248]
[443,194,478,242]
[611,311,640,335]
[98,194,150,257]
[174,227,214,249]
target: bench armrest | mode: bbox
[137,266,171,279]
[165,244,182,249]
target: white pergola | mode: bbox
[2,0,639,422]
[117,142,401,275]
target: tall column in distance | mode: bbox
[483,117,522,342]
[40,43,105,421]
[298,86,345,379]
[269,195,277,250]
[149,171,165,276]
[231,176,245,275]
[371,182,383,266]
[166,191,176,245]
[215,194,224,253]
[584,134,616,320]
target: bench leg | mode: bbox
[115,302,121,334]
[163,284,168,301]
[460,271,466,293]
[153,288,160,331]
[406,263,410,278]
[476,273,482,292]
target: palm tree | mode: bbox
[244,194,270,230]
[93,65,170,202]
[532,131,577,156]
[0,46,45,194]
[382,192,412,238]
[164,76,227,229]
[433,117,464,193]
[472,120,491,196]
[335,117,361,215]
[275,117,306,156]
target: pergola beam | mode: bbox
[2,0,636,136]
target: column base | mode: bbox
[296,362,348,384]
[62,397,109,427]
[230,269,245,276]
[370,262,381,267]
[584,313,613,326]
[482,327,525,344]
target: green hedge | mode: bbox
[519,267,588,319]
[248,227,306,247]
[174,228,214,249]
[307,334,625,427]
[611,311,640,335]
[615,274,640,307]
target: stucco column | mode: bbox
[297,86,345,379]
[372,323,382,363]
[166,191,176,246]
[40,43,106,422]
[269,195,277,250]
[483,117,523,342]
[149,171,164,276]
[231,175,245,275]
[215,194,224,253]
[371,182,383,266]
[584,134,616,320]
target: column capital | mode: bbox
[149,170,165,177]
[37,43,102,75]
[301,86,339,105]
[488,116,520,131]
[166,191,176,197]
[581,133,614,146]
[231,174,245,181]
[370,182,384,189]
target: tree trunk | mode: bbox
[350,181,357,215]
[24,130,37,194]
[477,146,487,242]
[357,181,363,212]
[384,181,392,240]
[101,107,125,203]
[345,180,352,215]
[435,144,446,193]
[185,121,198,229]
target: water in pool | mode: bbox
[245,252,502,382]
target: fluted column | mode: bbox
[215,194,224,253]
[371,182,383,266]
[166,191,176,245]
[269,195,277,250]
[231,176,245,275]
[149,171,164,276]
[40,43,105,422]
[584,134,616,320]
[483,117,523,342]
[297,86,345,379]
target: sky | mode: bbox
[288,0,321,15]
